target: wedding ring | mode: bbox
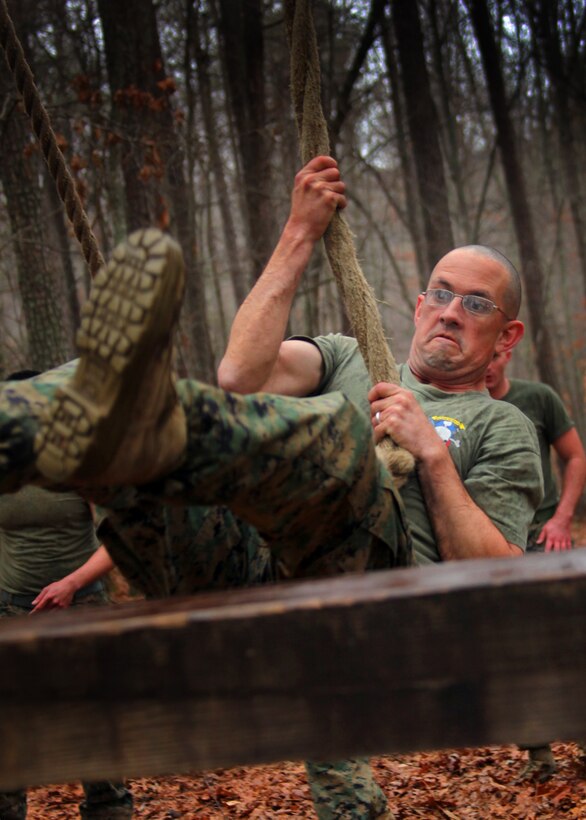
[375,411,381,424]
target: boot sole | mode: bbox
[35,228,185,483]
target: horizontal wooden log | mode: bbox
[0,549,585,789]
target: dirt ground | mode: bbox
[26,523,586,819]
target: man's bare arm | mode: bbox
[30,546,114,613]
[218,156,346,396]
[370,382,522,560]
[413,444,522,560]
[538,427,586,551]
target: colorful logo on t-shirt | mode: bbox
[430,415,466,448]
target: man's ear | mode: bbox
[414,293,425,324]
[496,319,524,354]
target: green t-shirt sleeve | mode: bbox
[290,334,372,418]
[464,404,544,549]
[299,334,340,394]
[540,385,574,444]
[289,334,351,393]
[507,380,574,444]
[503,380,575,524]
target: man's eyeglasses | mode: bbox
[421,289,512,321]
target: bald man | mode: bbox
[218,156,544,817]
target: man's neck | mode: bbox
[406,360,486,393]
[490,376,511,400]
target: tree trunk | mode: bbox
[380,6,428,287]
[527,0,586,291]
[97,0,215,382]
[427,0,472,240]
[391,0,455,271]
[45,170,80,347]
[216,0,279,283]
[468,0,562,394]
[188,0,248,309]
[0,4,70,370]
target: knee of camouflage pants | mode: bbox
[305,759,391,820]
[3,370,411,579]
[97,499,274,599]
[137,383,413,579]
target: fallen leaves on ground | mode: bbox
[26,743,586,818]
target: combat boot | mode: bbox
[79,781,133,819]
[0,788,27,820]
[516,744,556,782]
[35,228,186,487]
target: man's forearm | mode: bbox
[65,545,115,591]
[552,456,586,525]
[417,450,522,560]
[217,226,314,393]
[369,381,524,560]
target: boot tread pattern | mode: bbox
[36,229,182,483]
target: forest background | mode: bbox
[0,0,585,448]
[2,2,586,815]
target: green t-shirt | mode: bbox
[0,485,99,594]
[293,333,372,418]
[500,378,574,530]
[304,334,543,564]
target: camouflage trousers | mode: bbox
[306,759,391,820]
[0,367,412,819]
[0,367,412,585]
[0,595,133,819]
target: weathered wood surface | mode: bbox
[1,549,585,789]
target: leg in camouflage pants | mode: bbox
[306,759,391,820]
[94,381,412,579]
[0,372,411,580]
[0,229,412,820]
[89,381,410,820]
[0,374,409,820]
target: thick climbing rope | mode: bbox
[284,0,415,485]
[0,0,104,277]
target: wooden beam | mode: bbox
[1,549,585,789]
